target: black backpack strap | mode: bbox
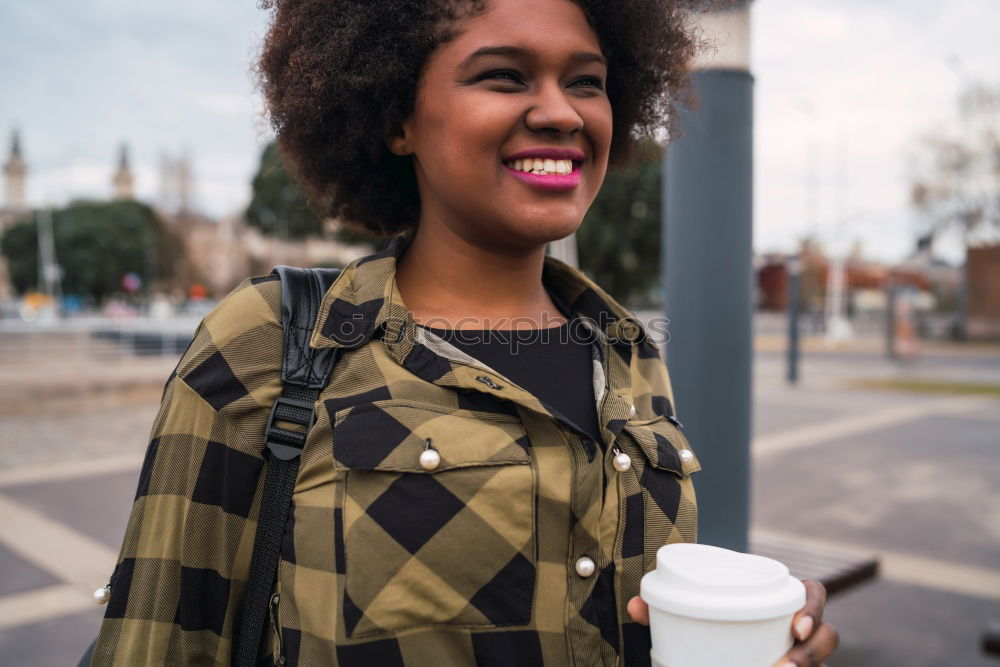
[234,266,341,667]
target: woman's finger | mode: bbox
[792,580,827,641]
[776,621,840,667]
[627,596,649,625]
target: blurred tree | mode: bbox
[576,141,663,308]
[908,82,1000,247]
[246,142,323,239]
[245,141,385,250]
[1,200,184,302]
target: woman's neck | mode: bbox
[394,223,567,330]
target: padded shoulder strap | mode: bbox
[234,266,341,667]
[272,265,341,389]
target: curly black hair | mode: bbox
[258,0,700,235]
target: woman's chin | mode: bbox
[451,202,586,251]
[502,205,586,245]
[499,217,583,250]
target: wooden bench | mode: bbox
[982,620,1000,658]
[750,532,880,597]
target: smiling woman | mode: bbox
[257,0,695,237]
[86,1,840,666]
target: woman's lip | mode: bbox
[503,163,581,191]
[503,148,585,162]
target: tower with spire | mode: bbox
[3,129,28,218]
[112,143,134,200]
[0,128,29,300]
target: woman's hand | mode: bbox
[626,579,839,667]
[774,579,839,667]
[625,595,651,625]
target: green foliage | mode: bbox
[245,142,325,239]
[576,142,663,309]
[1,200,184,302]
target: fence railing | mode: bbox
[0,310,966,362]
[0,316,201,361]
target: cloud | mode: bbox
[2,0,997,262]
[752,0,998,262]
[0,0,268,218]
[197,92,258,118]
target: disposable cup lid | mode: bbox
[640,543,805,622]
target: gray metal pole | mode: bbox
[787,256,800,384]
[37,206,62,304]
[886,281,896,359]
[662,2,753,553]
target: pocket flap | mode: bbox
[332,400,530,473]
[623,416,700,478]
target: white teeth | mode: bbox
[505,158,575,176]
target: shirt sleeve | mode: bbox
[90,276,284,667]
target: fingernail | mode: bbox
[779,663,797,667]
[795,615,813,640]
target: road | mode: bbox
[752,352,1000,666]
[0,339,998,666]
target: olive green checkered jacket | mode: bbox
[91,234,700,666]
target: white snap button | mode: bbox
[613,451,632,472]
[93,586,110,605]
[419,448,441,471]
[679,449,694,463]
[575,556,596,578]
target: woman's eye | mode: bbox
[570,76,605,90]
[481,69,524,84]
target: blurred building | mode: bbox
[967,243,1000,339]
[0,130,28,300]
[0,130,371,304]
[112,144,135,201]
[755,239,958,318]
[2,130,27,218]
[155,152,368,297]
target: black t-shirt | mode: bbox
[418,319,604,446]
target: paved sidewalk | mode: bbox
[752,352,1000,667]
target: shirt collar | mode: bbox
[309,230,651,351]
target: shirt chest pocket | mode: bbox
[618,416,701,570]
[331,400,536,639]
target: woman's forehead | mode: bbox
[443,0,603,60]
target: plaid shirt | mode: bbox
[92,234,700,667]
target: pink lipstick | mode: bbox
[503,164,581,190]
[502,148,584,192]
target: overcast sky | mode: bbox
[1,0,997,263]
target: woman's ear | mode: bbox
[386,121,413,156]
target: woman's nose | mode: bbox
[524,83,584,136]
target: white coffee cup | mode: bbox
[640,543,806,667]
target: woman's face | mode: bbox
[392,0,612,252]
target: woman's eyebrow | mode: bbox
[459,45,607,67]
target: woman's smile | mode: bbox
[502,147,584,191]
[503,163,581,191]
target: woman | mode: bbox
[91,0,838,665]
